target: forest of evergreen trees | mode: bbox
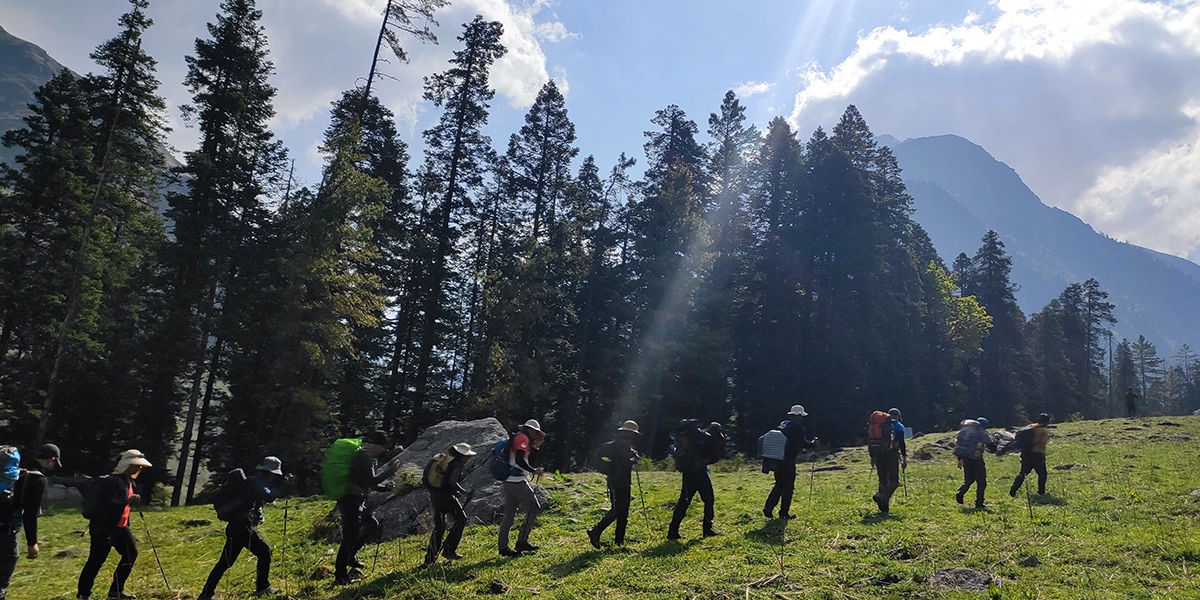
[2,0,1198,502]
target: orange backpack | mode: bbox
[866,410,895,457]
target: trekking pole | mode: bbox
[902,464,909,499]
[633,463,653,535]
[281,495,290,598]
[137,508,171,590]
[808,458,815,507]
[1024,477,1034,520]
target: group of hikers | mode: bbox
[0,406,1060,599]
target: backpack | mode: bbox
[866,411,896,457]
[0,446,20,505]
[593,440,616,477]
[701,427,726,466]
[423,453,455,489]
[671,420,705,472]
[321,438,363,500]
[79,474,113,521]
[213,468,250,522]
[758,426,787,461]
[953,422,988,459]
[1009,426,1037,455]
[488,438,514,481]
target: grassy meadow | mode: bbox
[11,416,1200,599]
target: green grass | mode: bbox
[14,416,1200,599]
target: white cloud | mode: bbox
[733,81,774,98]
[788,0,1200,261]
[534,21,579,43]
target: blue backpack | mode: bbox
[488,438,514,481]
[0,446,21,513]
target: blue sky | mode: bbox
[2,0,1199,262]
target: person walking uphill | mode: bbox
[869,408,907,514]
[667,421,726,540]
[423,443,476,565]
[763,406,816,519]
[0,444,61,600]
[198,456,287,600]
[1009,413,1052,497]
[498,420,546,557]
[588,420,640,548]
[953,418,996,509]
[1124,387,1138,418]
[335,431,399,585]
[77,449,151,600]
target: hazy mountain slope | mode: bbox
[889,134,1200,352]
[0,25,67,166]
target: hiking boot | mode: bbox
[666,531,681,541]
[954,491,964,504]
[334,576,360,586]
[499,547,522,557]
[107,593,136,600]
[702,528,721,537]
[515,541,540,552]
[1009,488,1018,498]
[198,594,214,600]
[254,587,281,596]
[762,508,774,519]
[781,513,796,519]
[442,550,463,560]
[975,502,986,509]
[587,527,602,550]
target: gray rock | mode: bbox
[1053,463,1085,470]
[928,568,999,591]
[367,418,551,542]
[1020,555,1040,567]
[44,483,83,505]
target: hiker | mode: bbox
[77,449,151,600]
[763,406,816,519]
[1124,387,1138,418]
[335,431,398,585]
[1009,413,1052,497]
[424,442,476,565]
[953,418,996,508]
[498,419,546,557]
[0,444,60,600]
[870,408,908,514]
[198,456,288,600]
[667,421,725,540]
[587,420,641,548]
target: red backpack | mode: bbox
[866,411,896,457]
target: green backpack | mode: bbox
[321,438,362,500]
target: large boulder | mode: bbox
[367,418,551,541]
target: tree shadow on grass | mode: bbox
[744,520,788,545]
[1031,492,1067,506]
[544,549,605,578]
[860,511,902,525]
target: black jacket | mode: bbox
[91,473,137,531]
[345,449,394,499]
[3,463,48,546]
[600,432,638,483]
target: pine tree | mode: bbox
[963,230,1028,422]
[1131,335,1165,415]
[409,16,506,431]
[163,0,288,504]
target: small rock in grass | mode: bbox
[1101,495,1117,500]
[1168,435,1191,442]
[55,548,84,559]
[488,580,509,595]
[1020,555,1040,567]
[928,568,999,592]
[1053,463,1084,470]
[1123,426,1145,431]
[1158,421,1183,427]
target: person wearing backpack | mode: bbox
[1009,413,1052,498]
[77,449,151,600]
[763,406,816,520]
[498,420,546,557]
[587,420,640,549]
[0,444,60,600]
[198,456,287,600]
[335,431,399,585]
[667,422,725,540]
[953,418,996,508]
[423,443,476,565]
[870,408,907,514]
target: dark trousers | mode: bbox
[875,451,901,507]
[1125,400,1136,418]
[426,491,466,563]
[77,525,138,598]
[764,462,797,517]
[0,520,19,600]
[201,520,272,595]
[957,458,987,506]
[1010,452,1048,495]
[669,470,715,535]
[335,496,375,580]
[592,480,632,545]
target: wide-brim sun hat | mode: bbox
[787,405,807,416]
[113,449,152,474]
[617,420,640,434]
[523,419,543,433]
[451,442,477,457]
[257,456,284,476]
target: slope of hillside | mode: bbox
[0,24,66,166]
[14,417,1200,599]
[889,134,1200,352]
